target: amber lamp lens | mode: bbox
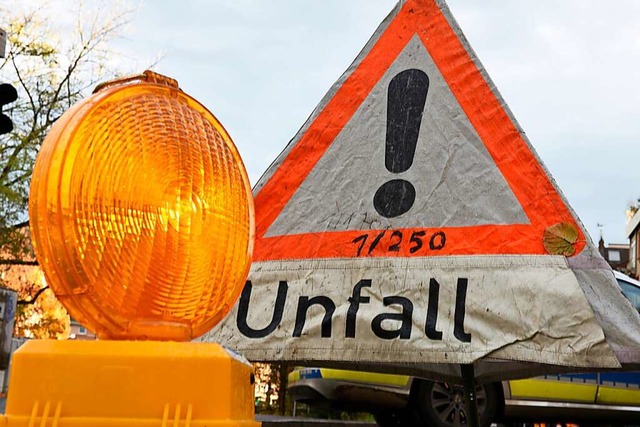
[29,75,254,341]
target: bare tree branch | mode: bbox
[0,0,150,339]
[17,285,48,306]
[0,220,30,231]
[0,259,38,266]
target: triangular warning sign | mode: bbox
[207,0,640,378]
[253,0,584,261]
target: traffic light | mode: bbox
[0,83,17,135]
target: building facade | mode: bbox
[626,210,640,279]
[598,238,631,274]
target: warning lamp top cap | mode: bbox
[29,70,254,341]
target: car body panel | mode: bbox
[509,374,598,403]
[597,372,640,405]
[318,368,411,387]
[290,367,411,388]
[288,368,412,411]
[502,398,640,423]
[614,270,640,311]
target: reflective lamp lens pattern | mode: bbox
[29,82,254,341]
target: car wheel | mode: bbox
[373,408,417,427]
[414,380,499,427]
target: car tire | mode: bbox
[413,380,499,427]
[373,408,417,427]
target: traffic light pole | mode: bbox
[0,27,6,58]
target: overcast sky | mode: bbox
[15,0,640,244]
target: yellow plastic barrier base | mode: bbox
[1,340,260,427]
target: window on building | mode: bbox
[78,327,87,335]
[608,250,621,262]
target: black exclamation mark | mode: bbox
[373,69,429,218]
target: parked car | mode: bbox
[288,271,640,427]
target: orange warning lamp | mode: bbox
[28,70,254,341]
[5,71,259,427]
